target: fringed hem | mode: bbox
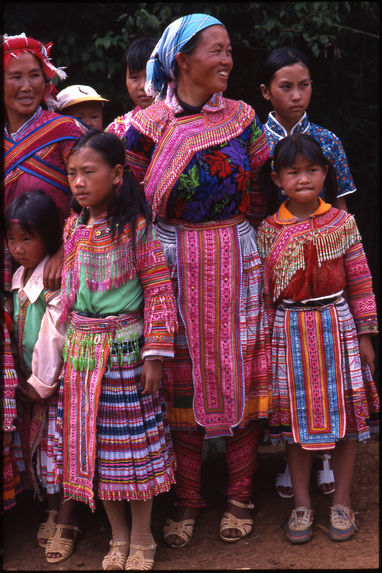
[265,424,379,449]
[97,473,176,502]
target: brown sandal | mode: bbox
[102,539,130,570]
[37,509,58,547]
[45,523,81,563]
[220,499,254,543]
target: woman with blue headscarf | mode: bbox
[124,13,272,548]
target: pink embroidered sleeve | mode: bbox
[134,218,177,358]
[343,241,378,334]
[27,290,67,398]
[247,116,270,229]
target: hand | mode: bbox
[141,359,163,395]
[359,334,375,376]
[16,384,45,404]
[43,244,64,291]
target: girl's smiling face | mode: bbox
[67,146,123,221]
[7,222,47,271]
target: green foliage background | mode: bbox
[4,2,380,308]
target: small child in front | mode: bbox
[5,192,74,556]
[257,134,379,544]
[57,130,177,570]
[56,84,108,130]
[106,37,156,137]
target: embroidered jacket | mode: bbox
[61,211,177,358]
[264,111,356,199]
[4,107,85,220]
[124,82,269,228]
[106,106,141,139]
[257,199,378,335]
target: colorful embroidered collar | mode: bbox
[165,81,225,115]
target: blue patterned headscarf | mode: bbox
[145,13,224,98]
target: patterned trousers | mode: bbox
[171,421,260,508]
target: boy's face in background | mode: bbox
[125,67,154,109]
[63,101,104,130]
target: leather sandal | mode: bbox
[125,542,157,570]
[102,539,130,570]
[45,523,81,563]
[37,508,58,547]
[220,499,254,543]
[163,517,196,547]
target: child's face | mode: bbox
[272,154,328,208]
[125,66,154,109]
[64,101,103,130]
[260,63,312,128]
[7,222,47,271]
[67,146,123,220]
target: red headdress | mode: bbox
[2,33,67,108]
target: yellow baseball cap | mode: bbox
[56,85,109,110]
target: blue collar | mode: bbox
[265,111,310,139]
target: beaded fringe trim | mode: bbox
[257,216,361,301]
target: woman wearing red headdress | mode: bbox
[2,33,85,292]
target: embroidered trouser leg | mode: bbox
[225,420,260,503]
[172,429,206,509]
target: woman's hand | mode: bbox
[16,384,45,404]
[141,359,163,395]
[359,334,375,376]
[43,243,64,291]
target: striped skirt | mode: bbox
[54,313,176,509]
[267,296,379,449]
[36,397,61,495]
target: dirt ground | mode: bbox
[1,436,379,571]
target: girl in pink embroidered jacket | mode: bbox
[57,130,177,570]
[123,13,272,549]
[257,133,379,545]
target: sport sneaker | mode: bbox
[328,504,356,541]
[286,507,313,544]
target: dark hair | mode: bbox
[173,29,205,78]
[259,134,338,215]
[68,130,151,240]
[122,37,157,79]
[5,191,62,255]
[261,46,310,87]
